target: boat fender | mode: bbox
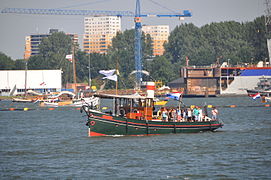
[90,121,96,126]
[88,113,94,117]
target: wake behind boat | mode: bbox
[81,82,223,136]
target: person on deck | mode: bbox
[211,107,218,120]
[192,106,199,121]
[187,108,192,122]
[182,109,187,122]
[198,107,203,122]
[162,108,168,122]
[177,108,182,122]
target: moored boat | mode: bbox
[39,91,99,107]
[81,83,223,137]
[246,76,271,97]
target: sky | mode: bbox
[0,0,266,60]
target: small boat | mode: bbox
[40,91,99,107]
[154,99,168,106]
[12,98,33,103]
[81,82,223,137]
[12,90,47,103]
[246,76,271,97]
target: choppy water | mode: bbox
[0,96,270,179]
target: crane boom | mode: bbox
[1,7,191,18]
[1,0,192,89]
[1,7,134,17]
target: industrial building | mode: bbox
[83,16,121,54]
[142,25,169,56]
[0,70,62,96]
[24,29,78,59]
[171,63,271,97]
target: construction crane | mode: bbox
[1,0,192,89]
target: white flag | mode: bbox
[99,69,116,77]
[102,74,118,82]
[65,54,73,62]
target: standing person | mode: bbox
[168,108,173,122]
[187,108,192,122]
[172,109,177,122]
[177,108,182,122]
[162,108,168,122]
[211,107,219,120]
[182,109,187,122]
[198,107,203,122]
[193,106,199,121]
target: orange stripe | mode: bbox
[101,115,113,120]
[89,131,107,136]
[146,85,155,90]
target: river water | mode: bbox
[0,96,270,179]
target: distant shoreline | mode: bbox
[0,94,248,101]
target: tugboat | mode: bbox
[81,82,223,136]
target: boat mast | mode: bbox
[24,59,28,97]
[88,52,91,87]
[116,57,119,95]
[72,44,77,91]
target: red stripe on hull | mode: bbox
[89,131,106,137]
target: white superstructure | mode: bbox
[0,70,62,96]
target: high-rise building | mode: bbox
[24,29,78,59]
[83,16,121,54]
[142,25,169,56]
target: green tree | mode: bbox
[245,16,268,62]
[0,52,14,70]
[165,23,215,66]
[13,59,26,70]
[76,51,110,88]
[146,56,176,83]
[28,32,77,85]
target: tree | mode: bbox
[28,32,76,85]
[13,59,26,70]
[165,23,215,66]
[0,52,14,70]
[146,56,176,83]
[75,51,111,88]
[245,16,268,62]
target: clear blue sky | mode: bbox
[0,0,266,60]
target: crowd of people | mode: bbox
[155,106,219,122]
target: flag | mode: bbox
[40,82,46,86]
[102,74,118,82]
[252,93,261,100]
[65,54,73,62]
[166,92,183,101]
[99,69,116,77]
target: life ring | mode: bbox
[90,121,96,126]
[119,108,125,117]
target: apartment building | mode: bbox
[24,29,78,59]
[142,25,169,56]
[83,16,121,54]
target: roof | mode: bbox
[168,78,185,88]
[94,93,148,99]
